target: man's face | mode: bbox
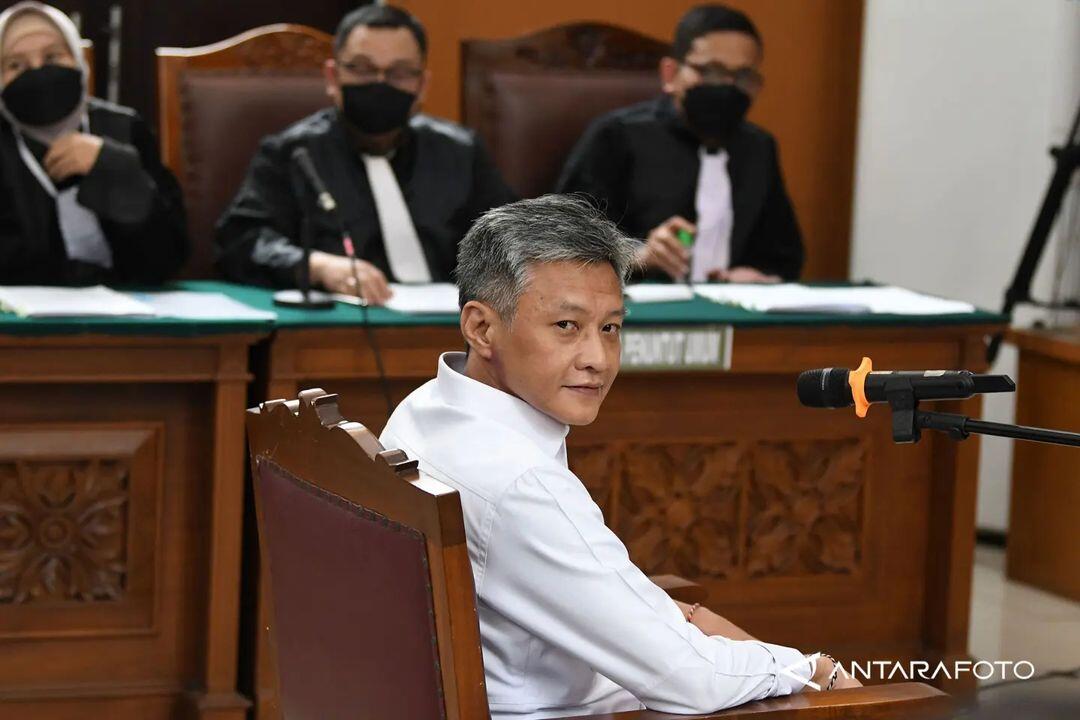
[661,30,763,111]
[324,25,426,110]
[1,13,77,87]
[489,261,625,426]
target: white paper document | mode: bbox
[335,283,460,314]
[624,283,696,303]
[693,284,976,315]
[0,285,155,318]
[132,291,277,321]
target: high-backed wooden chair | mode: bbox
[246,389,953,720]
[462,23,667,199]
[156,25,333,278]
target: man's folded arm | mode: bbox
[481,466,813,714]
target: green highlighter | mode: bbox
[676,229,694,284]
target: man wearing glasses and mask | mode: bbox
[557,4,803,284]
[217,4,514,304]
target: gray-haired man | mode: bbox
[379,195,856,719]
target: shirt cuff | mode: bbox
[755,641,815,696]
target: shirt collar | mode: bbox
[434,352,570,458]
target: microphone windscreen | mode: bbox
[797,367,854,408]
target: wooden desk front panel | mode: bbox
[0,335,258,720]
[253,324,989,717]
[1006,327,1080,601]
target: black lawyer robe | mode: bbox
[556,95,804,281]
[0,98,188,286]
[215,108,515,288]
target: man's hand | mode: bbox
[638,215,695,280]
[44,133,104,182]
[708,266,782,284]
[309,250,393,306]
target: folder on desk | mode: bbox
[693,284,976,315]
[0,285,156,318]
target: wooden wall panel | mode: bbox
[400,0,864,280]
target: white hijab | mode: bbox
[0,1,89,144]
[0,2,110,270]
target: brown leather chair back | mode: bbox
[157,25,333,279]
[246,389,490,720]
[462,23,667,199]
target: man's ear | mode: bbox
[659,56,680,94]
[323,58,341,103]
[416,67,431,108]
[460,300,499,360]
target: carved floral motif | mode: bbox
[569,439,866,580]
[0,459,129,604]
[236,34,330,69]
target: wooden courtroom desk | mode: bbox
[0,309,270,719]
[216,282,1005,719]
[1005,326,1080,601]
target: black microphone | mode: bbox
[291,147,337,213]
[797,357,1014,416]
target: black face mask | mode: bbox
[1,64,82,127]
[340,82,416,135]
[681,83,751,145]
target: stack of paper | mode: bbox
[336,283,460,314]
[624,283,695,303]
[693,284,976,315]
[0,286,277,321]
[0,285,155,317]
[133,291,277,321]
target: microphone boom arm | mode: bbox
[884,376,1080,447]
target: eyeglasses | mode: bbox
[337,59,423,89]
[682,61,763,94]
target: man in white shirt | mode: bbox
[380,195,857,719]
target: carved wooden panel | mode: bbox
[569,438,867,581]
[0,425,162,638]
[0,458,128,604]
[235,33,332,69]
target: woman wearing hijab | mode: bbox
[0,1,186,286]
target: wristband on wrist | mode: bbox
[821,653,841,691]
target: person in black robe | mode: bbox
[0,1,187,287]
[557,4,803,284]
[215,4,514,305]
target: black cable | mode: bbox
[345,251,396,419]
[359,298,396,418]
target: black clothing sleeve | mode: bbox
[555,118,631,231]
[0,105,187,286]
[79,114,189,284]
[214,134,307,288]
[739,136,803,281]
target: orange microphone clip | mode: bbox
[848,356,873,418]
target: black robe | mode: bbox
[0,98,188,286]
[215,108,515,288]
[556,96,804,281]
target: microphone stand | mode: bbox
[273,176,335,309]
[987,99,1080,363]
[883,378,1080,447]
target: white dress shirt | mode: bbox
[690,148,734,282]
[380,352,813,719]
